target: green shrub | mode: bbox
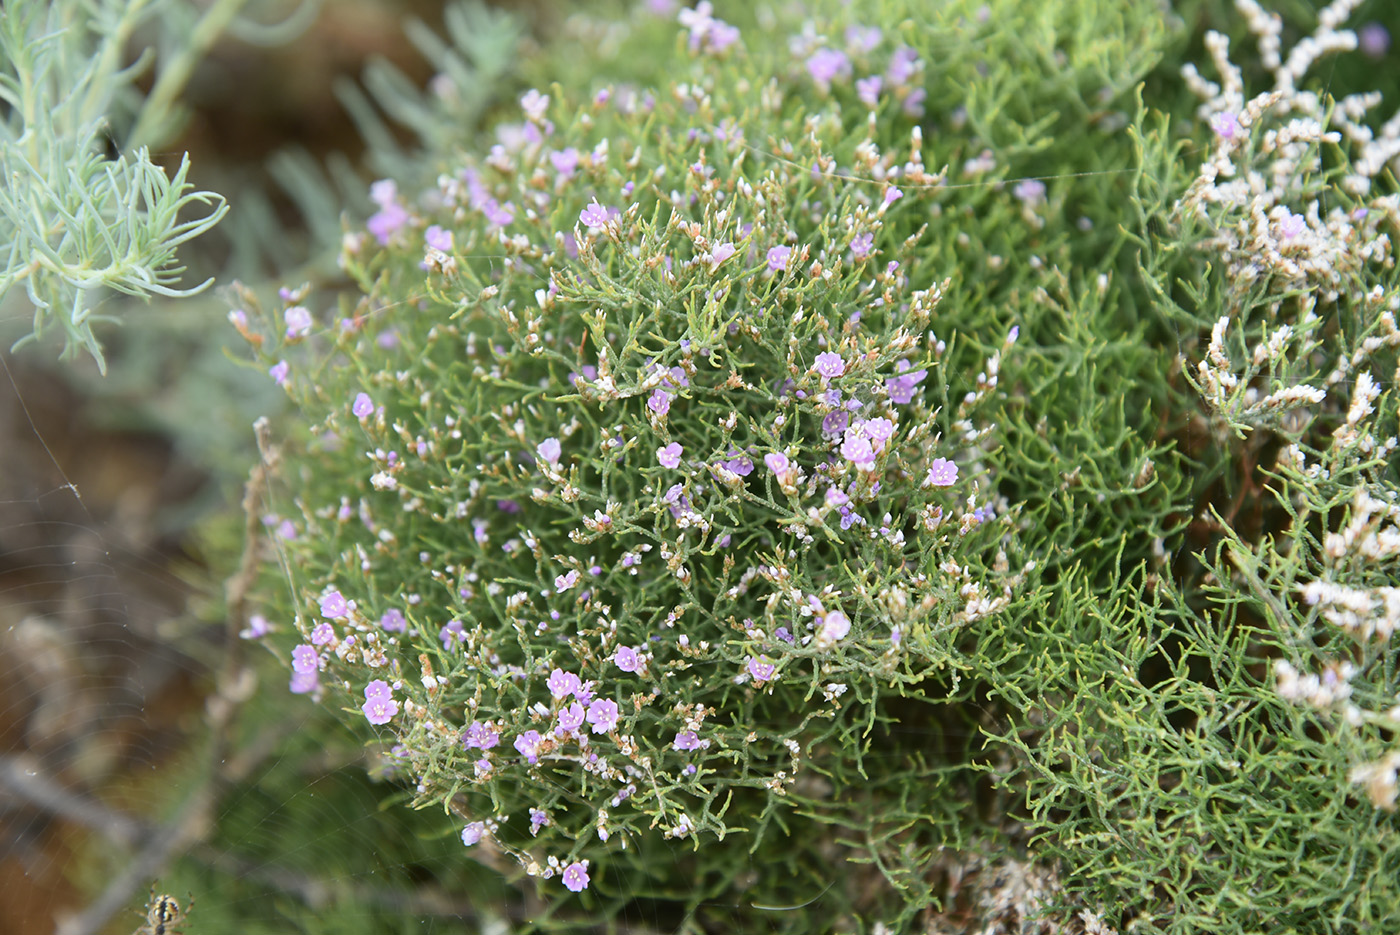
[235,1,1400,931]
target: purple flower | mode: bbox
[284,305,313,338]
[520,88,549,121]
[767,245,792,271]
[860,417,896,445]
[1279,211,1306,239]
[925,458,958,487]
[841,434,876,469]
[289,669,318,694]
[352,392,374,419]
[1210,110,1240,140]
[723,450,753,476]
[555,569,580,592]
[241,614,270,639]
[886,46,920,84]
[269,360,289,385]
[549,147,580,176]
[883,186,903,207]
[673,730,706,751]
[1014,179,1047,206]
[708,242,736,267]
[764,452,790,475]
[845,24,882,52]
[813,351,846,379]
[529,807,549,836]
[819,610,851,644]
[514,729,542,763]
[439,619,465,650]
[850,232,874,259]
[361,686,399,725]
[367,202,409,245]
[886,368,927,404]
[310,622,335,645]
[556,701,585,734]
[648,388,673,415]
[291,644,318,673]
[424,225,454,252]
[747,657,776,683]
[547,668,582,699]
[320,590,349,618]
[775,626,794,644]
[579,200,609,228]
[537,437,562,465]
[461,822,485,846]
[822,411,850,435]
[587,698,620,733]
[658,442,683,468]
[562,861,590,892]
[380,608,406,632]
[462,721,500,750]
[1360,22,1391,59]
[615,645,641,672]
[856,75,883,106]
[807,48,852,87]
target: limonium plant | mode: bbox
[231,0,1400,931]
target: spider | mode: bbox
[133,888,192,935]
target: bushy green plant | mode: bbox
[234,0,1400,931]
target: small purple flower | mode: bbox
[822,411,850,435]
[352,392,374,419]
[361,685,399,725]
[556,701,585,734]
[587,698,620,733]
[547,668,582,699]
[241,614,270,639]
[775,626,794,644]
[289,669,318,694]
[883,186,903,207]
[562,861,590,892]
[520,88,549,121]
[845,23,882,52]
[826,486,850,507]
[379,608,406,633]
[1360,22,1391,58]
[537,437,562,465]
[766,245,792,271]
[367,202,409,244]
[856,75,883,106]
[886,369,927,405]
[284,306,313,338]
[514,729,542,763]
[708,242,736,267]
[462,822,485,846]
[1279,211,1306,240]
[310,622,335,645]
[860,417,896,445]
[648,388,673,415]
[269,360,289,385]
[529,807,550,836]
[841,434,876,469]
[555,569,580,592]
[1014,179,1046,206]
[926,458,958,487]
[462,721,500,749]
[549,147,580,176]
[850,232,874,259]
[439,619,465,650]
[615,645,641,672]
[658,442,683,468]
[813,351,846,379]
[579,200,609,228]
[764,452,790,475]
[886,46,920,84]
[320,590,349,618]
[819,610,851,643]
[424,225,454,251]
[747,657,776,683]
[365,679,393,700]
[1210,110,1240,140]
[723,451,753,476]
[673,730,705,751]
[291,644,318,673]
[807,48,852,87]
